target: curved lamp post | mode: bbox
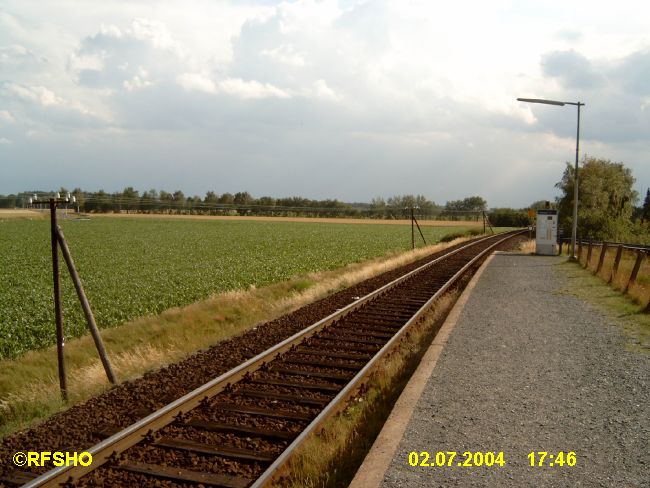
[517,97,584,260]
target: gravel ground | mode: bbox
[382,253,650,488]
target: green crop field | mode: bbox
[0,216,485,360]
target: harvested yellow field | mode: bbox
[89,212,483,227]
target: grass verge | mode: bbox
[556,260,650,354]
[0,237,474,438]
[561,243,650,308]
[272,289,461,488]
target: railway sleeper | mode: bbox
[184,419,297,440]
[281,357,363,371]
[294,347,373,361]
[306,338,381,353]
[115,462,251,488]
[233,388,332,407]
[269,366,353,382]
[369,298,423,308]
[343,322,402,333]
[316,333,385,345]
[154,436,276,463]
[341,317,404,328]
[388,298,429,307]
[332,326,394,338]
[355,310,413,320]
[367,303,423,313]
[210,402,314,421]
[397,293,437,301]
[0,470,39,486]
[249,376,341,392]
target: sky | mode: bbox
[1,0,649,208]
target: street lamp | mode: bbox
[517,97,584,260]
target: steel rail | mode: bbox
[251,229,524,487]
[23,230,522,488]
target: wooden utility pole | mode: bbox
[411,207,415,250]
[40,194,116,401]
[409,206,427,249]
[50,198,68,401]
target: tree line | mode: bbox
[10,159,646,236]
[0,189,508,221]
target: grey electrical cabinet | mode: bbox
[536,209,558,255]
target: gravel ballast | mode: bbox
[381,253,650,488]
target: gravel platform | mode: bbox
[381,253,650,488]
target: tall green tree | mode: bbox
[218,193,234,204]
[172,190,186,210]
[233,191,253,205]
[204,191,218,205]
[122,186,139,213]
[444,196,487,212]
[257,196,276,207]
[555,157,638,240]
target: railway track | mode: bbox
[13,230,524,488]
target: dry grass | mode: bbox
[565,243,650,308]
[517,239,536,254]
[89,212,482,227]
[0,209,46,220]
[0,237,474,437]
[274,292,458,488]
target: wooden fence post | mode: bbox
[596,242,608,275]
[577,240,583,263]
[609,245,623,284]
[624,250,645,294]
[585,241,593,269]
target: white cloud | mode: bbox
[99,23,123,39]
[178,73,289,99]
[68,52,104,72]
[2,83,64,106]
[260,44,307,67]
[0,137,12,145]
[312,79,340,102]
[97,18,183,56]
[123,67,152,91]
[217,78,290,99]
[0,44,30,61]
[177,72,217,94]
[0,110,15,124]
